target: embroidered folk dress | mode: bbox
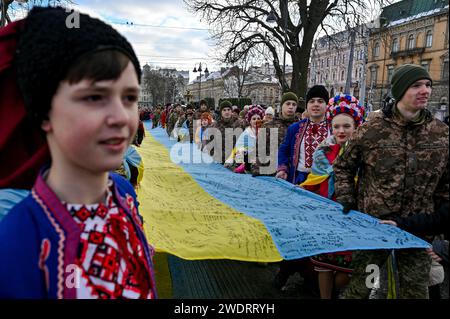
[300,137,353,273]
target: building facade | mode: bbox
[367,0,449,115]
[187,63,288,109]
[308,25,368,102]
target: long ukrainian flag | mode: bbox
[138,122,429,262]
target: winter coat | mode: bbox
[334,105,449,219]
[205,117,242,163]
[251,115,296,176]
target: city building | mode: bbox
[367,0,448,115]
[308,24,369,102]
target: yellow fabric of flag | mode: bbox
[137,132,282,262]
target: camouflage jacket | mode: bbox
[166,112,179,135]
[334,106,449,218]
[251,115,296,176]
[205,117,243,163]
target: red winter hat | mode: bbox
[0,20,50,189]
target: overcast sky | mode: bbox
[67,0,218,80]
[9,0,391,80]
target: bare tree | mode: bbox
[184,0,390,100]
[1,0,73,27]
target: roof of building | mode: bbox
[381,0,448,26]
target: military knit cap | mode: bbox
[281,92,298,105]
[306,85,329,105]
[391,64,432,101]
[220,100,232,111]
[15,6,141,123]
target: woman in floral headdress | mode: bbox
[224,105,265,173]
[300,94,365,299]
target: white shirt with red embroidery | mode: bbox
[64,179,154,299]
[297,120,329,172]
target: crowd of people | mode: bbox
[150,66,448,300]
[0,6,448,300]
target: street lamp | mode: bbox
[193,62,209,102]
[266,0,288,90]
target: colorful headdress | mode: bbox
[245,105,265,123]
[326,94,365,126]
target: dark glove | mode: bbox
[341,202,355,214]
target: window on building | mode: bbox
[341,70,345,81]
[425,31,433,48]
[334,55,338,65]
[326,58,330,67]
[407,34,415,50]
[387,65,395,83]
[342,53,346,63]
[421,60,431,73]
[373,42,380,57]
[370,66,378,86]
[355,67,359,80]
[443,59,449,80]
[392,38,399,52]
[321,59,324,68]
[332,71,336,81]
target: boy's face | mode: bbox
[42,62,140,174]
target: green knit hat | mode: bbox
[281,92,298,105]
[391,64,432,101]
[220,100,232,111]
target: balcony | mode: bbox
[390,47,425,59]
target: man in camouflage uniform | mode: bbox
[205,100,242,163]
[184,105,195,143]
[251,92,298,176]
[166,103,181,137]
[334,64,449,299]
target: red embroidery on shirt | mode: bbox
[66,182,153,299]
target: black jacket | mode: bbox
[393,201,448,239]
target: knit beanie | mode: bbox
[306,85,329,104]
[281,92,298,105]
[391,64,432,101]
[220,100,232,111]
[15,6,141,123]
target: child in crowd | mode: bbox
[0,7,156,299]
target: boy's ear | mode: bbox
[41,119,52,133]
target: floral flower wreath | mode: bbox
[326,94,365,126]
[245,105,265,123]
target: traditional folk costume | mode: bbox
[225,106,265,173]
[0,7,157,299]
[0,170,157,299]
[278,118,330,184]
[301,94,365,274]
